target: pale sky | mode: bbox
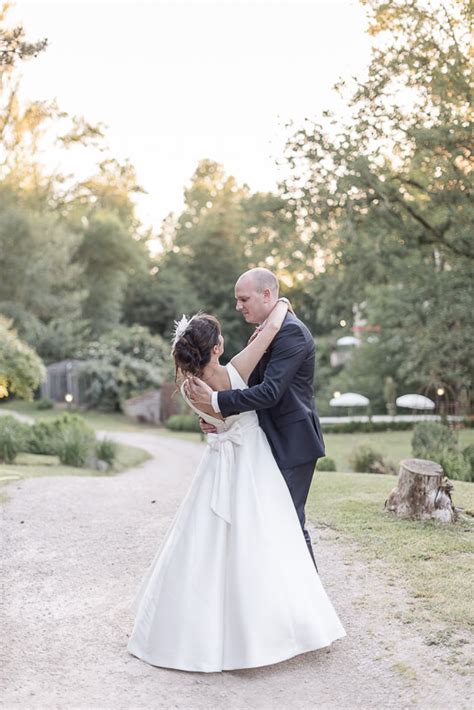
[11,0,371,233]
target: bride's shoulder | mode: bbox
[226,361,247,389]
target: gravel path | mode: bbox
[1,431,472,710]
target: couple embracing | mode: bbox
[127,268,346,673]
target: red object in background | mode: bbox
[351,324,381,332]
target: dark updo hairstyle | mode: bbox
[172,313,221,382]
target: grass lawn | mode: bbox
[323,429,474,472]
[308,470,474,629]
[0,443,150,488]
[0,400,153,432]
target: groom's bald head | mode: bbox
[238,268,279,295]
[235,268,280,325]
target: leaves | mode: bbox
[0,316,45,400]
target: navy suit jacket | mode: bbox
[218,312,325,470]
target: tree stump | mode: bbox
[384,458,457,523]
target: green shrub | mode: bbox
[316,457,337,472]
[319,420,472,435]
[76,324,168,412]
[349,444,392,474]
[27,419,64,455]
[438,448,472,483]
[0,415,28,463]
[57,418,96,467]
[462,444,474,479]
[0,316,46,400]
[412,421,457,459]
[26,414,96,467]
[165,414,201,432]
[321,420,414,434]
[95,437,118,466]
[35,397,54,410]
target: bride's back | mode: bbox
[180,363,258,433]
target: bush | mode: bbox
[35,397,54,410]
[462,444,474,478]
[76,325,168,412]
[0,316,46,400]
[26,414,96,467]
[349,444,394,474]
[438,448,472,483]
[412,421,457,459]
[321,420,414,434]
[57,417,96,467]
[165,414,201,433]
[95,437,118,467]
[316,457,337,472]
[0,415,28,463]
[27,419,64,455]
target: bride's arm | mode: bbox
[230,299,290,384]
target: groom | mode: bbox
[186,267,325,569]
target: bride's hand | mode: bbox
[247,326,261,345]
[185,376,213,409]
[276,297,295,314]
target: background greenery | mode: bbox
[0,0,472,418]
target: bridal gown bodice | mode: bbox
[180,363,260,524]
[127,361,346,672]
[180,362,257,431]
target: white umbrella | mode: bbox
[336,336,360,347]
[396,394,435,410]
[330,392,370,407]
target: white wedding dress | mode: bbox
[127,362,346,672]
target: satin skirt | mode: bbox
[127,421,346,672]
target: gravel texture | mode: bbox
[1,431,472,710]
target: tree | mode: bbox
[285,0,472,265]
[153,160,251,355]
[0,197,84,321]
[282,0,473,404]
[123,252,201,338]
[364,265,474,398]
[0,3,46,69]
[0,316,45,400]
[0,4,103,198]
[76,211,144,335]
[66,158,144,227]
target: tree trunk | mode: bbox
[384,458,457,523]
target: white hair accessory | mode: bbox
[171,314,193,351]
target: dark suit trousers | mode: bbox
[280,460,318,570]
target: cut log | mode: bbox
[384,458,457,523]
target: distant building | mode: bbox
[122,390,162,424]
[41,360,87,405]
[330,336,361,368]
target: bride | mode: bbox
[127,299,346,672]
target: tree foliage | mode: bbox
[0,2,46,69]
[0,316,45,400]
[76,325,169,411]
[283,0,473,404]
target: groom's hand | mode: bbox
[185,376,213,409]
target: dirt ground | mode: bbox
[1,431,472,710]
